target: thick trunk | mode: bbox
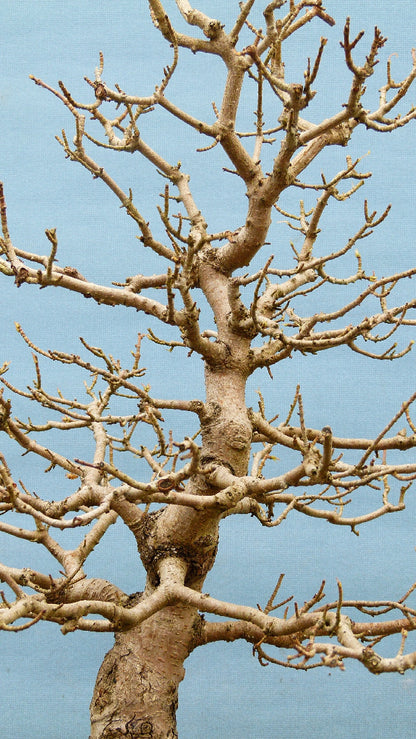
[90,603,200,738]
[89,498,219,738]
[90,276,253,737]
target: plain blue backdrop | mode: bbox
[1,2,416,737]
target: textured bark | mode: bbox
[90,604,200,738]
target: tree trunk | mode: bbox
[90,603,200,738]
[89,499,220,738]
[90,309,252,736]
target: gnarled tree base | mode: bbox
[90,603,199,739]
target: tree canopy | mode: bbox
[1,2,416,736]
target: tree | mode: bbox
[1,0,416,736]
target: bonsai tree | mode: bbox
[1,2,416,736]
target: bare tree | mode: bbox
[1,1,416,736]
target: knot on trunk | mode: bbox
[136,509,218,588]
[201,413,252,477]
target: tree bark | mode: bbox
[90,603,201,738]
[89,359,251,736]
[90,257,253,736]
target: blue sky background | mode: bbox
[1,2,416,737]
